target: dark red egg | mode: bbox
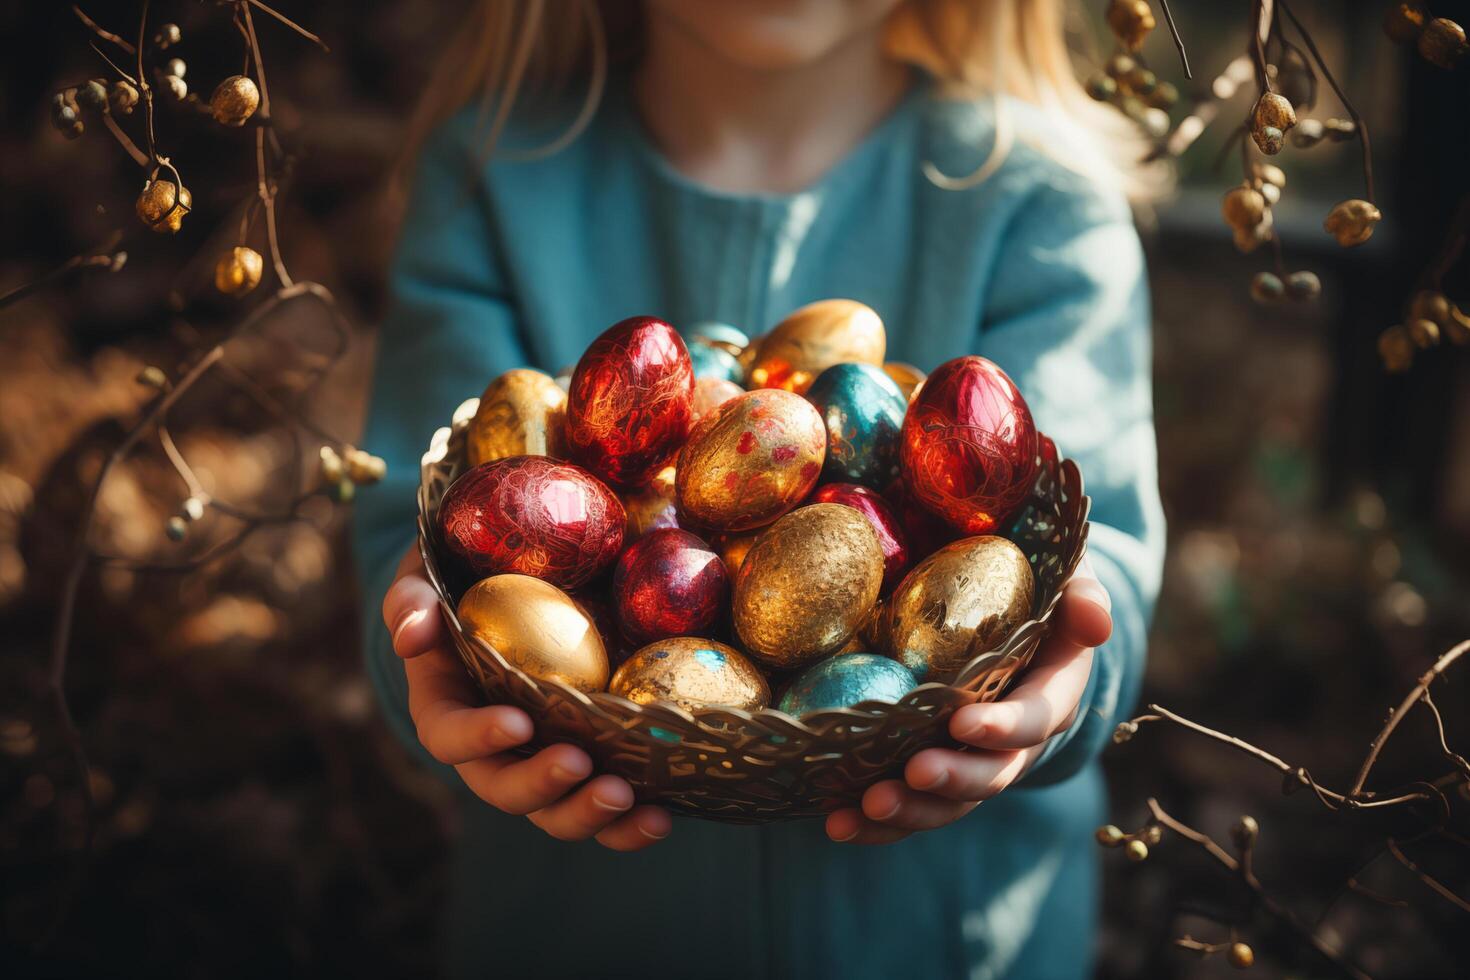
[566,316,695,490]
[899,355,1039,534]
[810,483,910,593]
[884,478,961,562]
[612,528,729,645]
[436,456,625,590]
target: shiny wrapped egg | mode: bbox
[748,299,886,394]
[458,574,609,693]
[732,503,885,670]
[610,637,770,712]
[687,342,744,384]
[687,321,750,357]
[886,535,1035,682]
[467,368,568,466]
[711,529,759,578]
[900,355,1039,534]
[884,478,961,562]
[437,456,625,590]
[883,362,927,401]
[777,653,917,716]
[676,389,826,532]
[809,483,910,593]
[566,316,694,489]
[621,464,680,541]
[691,377,744,422]
[613,528,729,645]
[805,362,907,488]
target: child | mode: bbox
[357,1,1164,976]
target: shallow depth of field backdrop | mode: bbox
[2,2,1468,978]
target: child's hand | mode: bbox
[381,547,672,850]
[824,557,1113,845]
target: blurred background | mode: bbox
[1,2,1467,977]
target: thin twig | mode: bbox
[0,233,125,311]
[100,112,150,167]
[246,0,330,52]
[1155,0,1191,79]
[1348,640,1470,799]
[1276,0,1374,202]
[1386,839,1470,915]
[73,5,135,54]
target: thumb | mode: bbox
[1056,558,1112,649]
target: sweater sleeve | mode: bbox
[974,176,1165,786]
[351,120,530,763]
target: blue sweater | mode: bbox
[354,78,1165,980]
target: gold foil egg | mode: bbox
[609,638,770,712]
[466,368,568,466]
[622,464,679,541]
[748,299,886,394]
[732,503,885,670]
[883,362,927,401]
[885,536,1034,683]
[712,529,759,578]
[676,389,826,532]
[457,574,609,694]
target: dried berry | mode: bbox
[165,516,188,542]
[1222,185,1267,230]
[165,58,186,79]
[181,497,205,522]
[109,79,139,115]
[1138,824,1163,846]
[214,246,264,297]
[154,22,182,49]
[1095,824,1125,847]
[77,79,108,112]
[1409,289,1451,326]
[1257,181,1281,206]
[1251,93,1296,154]
[63,119,84,140]
[163,74,188,101]
[1250,272,1285,304]
[1106,54,1137,79]
[1139,107,1170,138]
[1408,317,1441,348]
[1106,0,1156,52]
[1291,117,1325,147]
[1233,210,1274,254]
[1324,199,1381,247]
[1254,163,1286,189]
[136,366,168,389]
[1324,117,1357,142]
[1444,305,1470,345]
[1125,67,1158,96]
[1378,325,1414,372]
[1384,3,1428,44]
[1124,839,1149,862]
[1231,814,1259,849]
[319,447,344,485]
[1286,271,1321,302]
[1227,943,1255,970]
[210,75,261,127]
[1149,81,1179,109]
[136,176,191,234]
[1086,74,1118,102]
[344,448,387,485]
[1417,17,1468,70]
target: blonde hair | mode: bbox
[401,0,1152,198]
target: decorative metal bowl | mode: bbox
[417,397,1090,823]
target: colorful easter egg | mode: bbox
[676,389,826,532]
[458,574,609,693]
[621,465,679,542]
[687,342,744,384]
[899,355,1039,534]
[613,528,729,645]
[883,362,927,401]
[436,456,625,590]
[466,368,567,466]
[809,483,910,592]
[748,299,885,394]
[687,321,750,357]
[566,316,694,489]
[805,362,907,488]
[777,653,917,716]
[610,638,769,712]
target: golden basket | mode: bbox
[417,397,1090,823]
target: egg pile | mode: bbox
[435,300,1049,718]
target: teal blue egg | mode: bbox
[686,341,743,384]
[778,653,917,716]
[687,321,750,353]
[805,362,907,488]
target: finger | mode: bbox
[858,779,976,831]
[1054,565,1112,649]
[904,747,1033,801]
[383,574,446,660]
[825,807,912,846]
[527,774,634,841]
[404,645,530,763]
[949,644,1095,749]
[595,806,674,852]
[455,743,593,816]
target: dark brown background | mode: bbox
[1,2,1467,977]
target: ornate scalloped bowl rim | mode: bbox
[416,396,1091,740]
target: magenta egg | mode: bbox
[436,456,625,590]
[566,316,695,490]
[899,355,1039,534]
[809,483,910,593]
[612,528,729,645]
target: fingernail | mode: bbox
[392,608,427,650]
[593,794,631,813]
[871,797,901,821]
[639,821,670,840]
[954,710,987,742]
[830,823,858,843]
[912,768,949,792]
[551,762,589,782]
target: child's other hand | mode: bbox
[382,547,672,850]
[824,556,1113,845]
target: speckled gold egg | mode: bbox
[609,638,770,712]
[675,389,826,532]
[621,464,680,541]
[886,536,1034,683]
[712,529,760,578]
[748,299,886,394]
[732,503,885,670]
[466,369,567,466]
[457,574,608,693]
[883,362,927,401]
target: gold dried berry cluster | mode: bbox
[1378,289,1470,372]
[1384,3,1468,70]
[1086,2,1178,138]
[1221,165,1322,305]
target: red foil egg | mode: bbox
[899,355,1039,534]
[810,483,910,593]
[566,316,695,489]
[883,478,960,563]
[612,528,729,645]
[437,456,625,590]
